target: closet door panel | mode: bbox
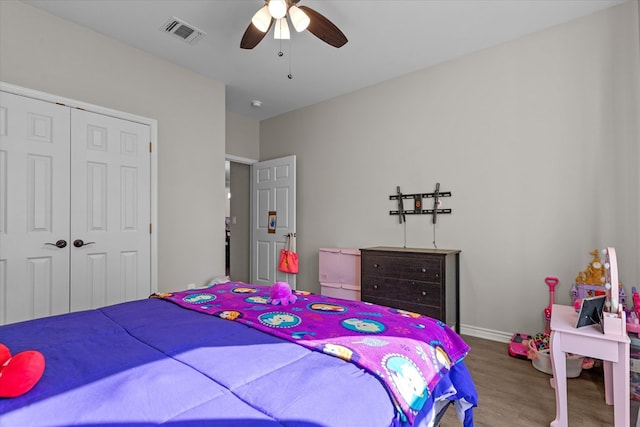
[70,109,150,311]
[0,92,71,325]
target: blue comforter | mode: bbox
[0,297,476,426]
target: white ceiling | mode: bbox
[24,0,627,121]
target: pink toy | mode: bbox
[633,287,640,318]
[508,333,532,359]
[267,282,297,306]
[627,287,640,333]
[544,276,559,334]
[573,298,582,311]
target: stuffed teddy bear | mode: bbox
[267,282,297,306]
[0,343,45,398]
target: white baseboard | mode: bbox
[460,324,512,343]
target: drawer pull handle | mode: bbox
[373,284,379,289]
[421,268,426,273]
[421,291,427,296]
[373,263,379,268]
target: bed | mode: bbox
[0,281,477,426]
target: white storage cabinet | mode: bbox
[319,248,361,301]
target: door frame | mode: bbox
[225,154,257,281]
[1,82,159,294]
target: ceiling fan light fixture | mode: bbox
[268,0,287,19]
[274,18,290,40]
[251,5,271,32]
[288,5,310,32]
[240,1,347,50]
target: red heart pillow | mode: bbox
[0,345,45,398]
[0,344,10,366]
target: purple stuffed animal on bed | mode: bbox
[267,282,297,306]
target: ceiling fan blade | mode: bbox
[240,19,273,49]
[298,6,347,48]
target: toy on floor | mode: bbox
[0,343,45,398]
[526,333,593,372]
[544,276,559,334]
[531,332,549,351]
[267,281,297,306]
[508,333,533,358]
[626,287,640,333]
[509,276,559,358]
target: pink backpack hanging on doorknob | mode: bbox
[544,276,559,334]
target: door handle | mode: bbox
[73,239,95,248]
[45,240,67,249]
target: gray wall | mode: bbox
[259,2,640,338]
[226,111,260,161]
[0,1,227,292]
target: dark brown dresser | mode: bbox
[360,247,460,333]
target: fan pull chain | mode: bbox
[277,40,293,79]
[288,40,293,79]
[278,34,284,57]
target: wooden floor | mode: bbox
[439,335,625,427]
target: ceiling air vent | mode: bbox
[162,17,206,44]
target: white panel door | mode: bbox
[70,109,151,311]
[0,92,71,324]
[250,155,296,288]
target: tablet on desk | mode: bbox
[575,295,607,333]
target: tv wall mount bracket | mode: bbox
[389,183,452,224]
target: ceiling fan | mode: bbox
[240,0,348,49]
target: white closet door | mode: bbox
[70,109,151,310]
[0,92,71,325]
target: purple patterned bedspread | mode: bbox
[156,282,471,425]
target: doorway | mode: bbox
[226,160,251,282]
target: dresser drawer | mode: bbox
[361,276,441,307]
[361,254,443,283]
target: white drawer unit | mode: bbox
[319,248,361,301]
